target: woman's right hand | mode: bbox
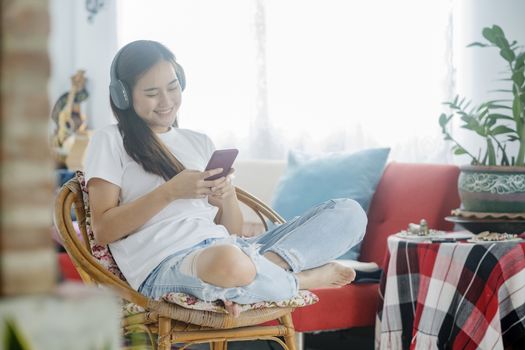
[162,168,226,201]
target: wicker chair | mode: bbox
[54,177,303,350]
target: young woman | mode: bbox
[85,40,367,317]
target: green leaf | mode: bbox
[500,143,510,166]
[487,139,496,165]
[485,99,513,104]
[500,48,516,62]
[492,25,509,48]
[516,52,525,70]
[495,36,510,50]
[438,113,450,127]
[486,104,512,110]
[487,113,513,121]
[508,135,520,141]
[453,147,467,155]
[490,125,516,135]
[460,114,477,126]
[467,42,488,48]
[4,319,31,350]
[512,71,525,87]
[479,108,489,119]
[492,25,505,38]
[513,95,523,120]
[482,27,497,44]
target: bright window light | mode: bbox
[118,0,452,161]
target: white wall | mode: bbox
[452,0,525,163]
[48,0,118,130]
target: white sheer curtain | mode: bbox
[118,0,453,162]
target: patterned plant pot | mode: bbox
[458,165,525,213]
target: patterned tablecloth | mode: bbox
[375,235,525,349]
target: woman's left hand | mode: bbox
[209,168,236,201]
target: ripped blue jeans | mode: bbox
[138,198,367,304]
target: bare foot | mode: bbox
[296,262,356,290]
[223,300,241,318]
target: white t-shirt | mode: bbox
[84,124,229,289]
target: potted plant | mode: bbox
[439,25,525,213]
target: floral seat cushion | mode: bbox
[123,290,318,316]
[162,290,318,314]
[76,171,318,315]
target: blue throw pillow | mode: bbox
[271,148,390,260]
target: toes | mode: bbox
[223,300,241,318]
[232,304,241,317]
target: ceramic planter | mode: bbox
[458,165,525,213]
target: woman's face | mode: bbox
[132,59,182,133]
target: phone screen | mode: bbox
[204,149,239,180]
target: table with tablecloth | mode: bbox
[375,235,525,349]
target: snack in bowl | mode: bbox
[467,231,520,242]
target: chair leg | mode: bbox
[211,341,227,350]
[295,332,304,350]
[280,313,297,350]
[157,317,171,350]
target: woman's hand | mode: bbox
[207,168,244,235]
[209,168,236,201]
[162,168,225,201]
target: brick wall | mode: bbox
[1,0,56,295]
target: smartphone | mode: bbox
[204,149,239,180]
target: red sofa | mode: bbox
[291,162,460,332]
[57,162,461,333]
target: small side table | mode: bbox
[375,234,525,349]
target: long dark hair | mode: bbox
[110,40,185,181]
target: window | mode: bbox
[118,0,453,161]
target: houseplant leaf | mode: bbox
[487,113,513,121]
[482,27,497,44]
[501,48,516,63]
[486,139,496,165]
[440,25,525,167]
[512,71,524,88]
[467,42,488,48]
[490,125,516,135]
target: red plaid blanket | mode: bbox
[376,236,525,349]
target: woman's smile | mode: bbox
[155,107,174,116]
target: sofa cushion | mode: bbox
[271,148,390,259]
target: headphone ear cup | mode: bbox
[110,79,131,110]
[175,62,186,91]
